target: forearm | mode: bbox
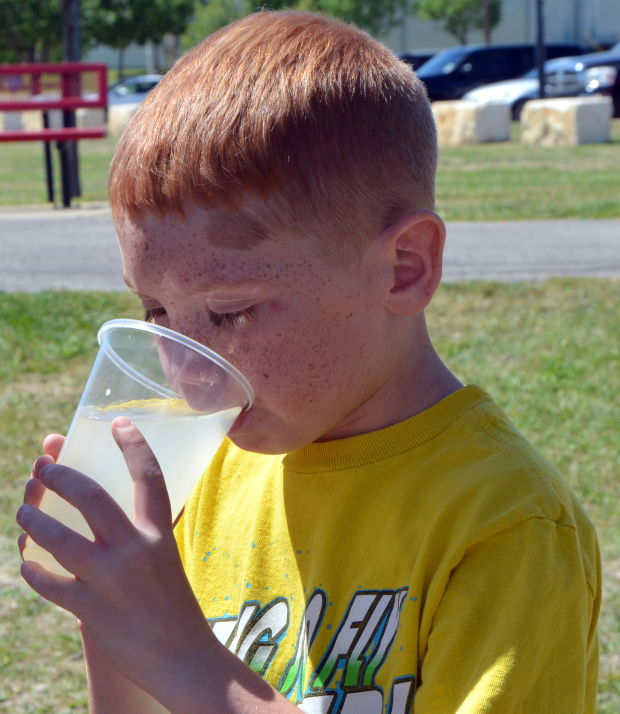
[84,628,299,714]
[82,633,170,714]
[153,637,300,714]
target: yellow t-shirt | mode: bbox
[175,385,600,713]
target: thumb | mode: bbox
[43,433,65,462]
[111,417,172,531]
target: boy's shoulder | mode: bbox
[413,385,591,531]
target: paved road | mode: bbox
[0,206,618,292]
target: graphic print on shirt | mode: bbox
[209,587,416,713]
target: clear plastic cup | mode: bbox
[22,318,254,575]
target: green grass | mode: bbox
[0,282,618,711]
[0,121,619,219]
[435,122,620,220]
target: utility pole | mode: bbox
[535,0,546,99]
[483,0,491,44]
[63,0,81,61]
[61,0,82,205]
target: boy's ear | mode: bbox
[379,210,445,315]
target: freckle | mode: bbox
[262,373,269,379]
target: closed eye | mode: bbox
[144,306,167,322]
[209,306,257,328]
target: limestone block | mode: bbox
[76,107,107,128]
[107,103,140,136]
[20,109,63,131]
[432,100,511,146]
[1,111,23,130]
[521,97,612,146]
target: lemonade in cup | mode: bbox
[22,318,254,575]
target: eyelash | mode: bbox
[209,306,257,328]
[144,307,167,323]
[144,306,256,328]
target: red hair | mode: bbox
[108,10,437,253]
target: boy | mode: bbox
[17,10,600,714]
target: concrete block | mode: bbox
[76,107,107,128]
[1,111,23,130]
[521,96,612,146]
[20,109,63,131]
[432,100,511,146]
[108,103,140,136]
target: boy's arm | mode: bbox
[20,437,171,713]
[17,421,300,714]
[82,633,171,714]
[415,516,600,713]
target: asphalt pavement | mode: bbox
[0,205,618,292]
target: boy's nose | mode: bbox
[157,338,238,413]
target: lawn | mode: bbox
[0,282,618,711]
[0,120,619,219]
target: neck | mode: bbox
[318,315,463,441]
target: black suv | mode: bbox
[416,43,589,101]
[399,50,437,71]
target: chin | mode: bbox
[227,415,304,455]
[227,432,289,455]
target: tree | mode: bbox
[182,0,248,50]
[0,0,193,68]
[277,0,411,36]
[414,0,501,44]
[0,0,63,62]
[88,0,194,76]
[183,0,415,50]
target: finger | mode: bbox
[17,532,28,558]
[37,463,133,543]
[111,417,172,531]
[42,433,65,461]
[17,503,94,577]
[32,454,53,479]
[22,455,53,513]
[24,476,46,507]
[20,559,84,616]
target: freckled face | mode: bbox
[115,204,392,454]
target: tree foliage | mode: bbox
[89,0,194,50]
[183,0,413,50]
[182,0,248,50]
[0,0,194,64]
[414,0,501,44]
[0,0,63,62]
[273,0,409,36]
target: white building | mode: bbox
[87,0,620,72]
[382,0,620,55]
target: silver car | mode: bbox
[462,57,587,120]
[108,74,163,105]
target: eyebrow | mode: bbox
[195,276,272,292]
[123,276,271,295]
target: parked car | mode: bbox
[416,43,589,101]
[548,48,620,117]
[462,57,583,119]
[399,50,437,71]
[463,47,620,119]
[108,74,163,105]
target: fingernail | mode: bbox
[113,416,132,429]
[16,504,34,525]
[33,455,53,477]
[39,463,56,482]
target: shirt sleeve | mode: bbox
[414,516,600,713]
